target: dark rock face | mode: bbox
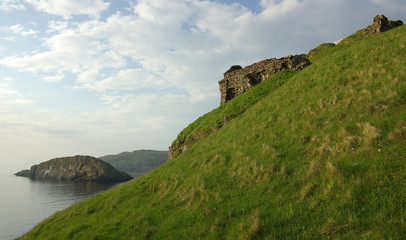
[364,15,403,34]
[219,54,311,105]
[15,155,133,182]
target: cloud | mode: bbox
[260,0,300,17]
[0,79,35,116]
[0,1,242,100]
[0,0,25,11]
[47,21,68,33]
[41,73,65,82]
[141,116,168,131]
[93,68,165,91]
[23,0,110,19]
[2,0,401,93]
[0,24,126,81]
[369,0,406,12]
[2,24,38,36]
[1,0,399,105]
[0,80,19,96]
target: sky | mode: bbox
[0,0,404,173]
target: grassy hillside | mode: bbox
[17,25,406,239]
[100,150,168,178]
[169,70,296,158]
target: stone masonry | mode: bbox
[364,14,403,34]
[218,54,311,105]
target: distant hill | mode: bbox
[100,150,168,177]
[18,16,406,239]
[15,155,132,183]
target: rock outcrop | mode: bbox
[219,54,310,105]
[363,14,403,35]
[15,155,133,182]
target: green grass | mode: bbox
[170,70,296,158]
[17,25,406,239]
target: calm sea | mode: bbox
[0,173,119,240]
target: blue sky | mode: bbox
[0,0,404,173]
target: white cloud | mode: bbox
[47,21,69,33]
[99,93,174,132]
[370,0,406,12]
[0,79,35,116]
[3,24,38,36]
[0,0,25,11]
[0,81,19,96]
[259,0,300,16]
[0,25,126,82]
[141,116,168,131]
[42,72,64,82]
[23,0,110,19]
[93,68,165,91]
[1,0,399,104]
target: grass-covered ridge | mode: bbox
[18,25,406,239]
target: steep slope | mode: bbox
[100,150,168,177]
[17,24,406,239]
[15,155,133,182]
[169,70,297,159]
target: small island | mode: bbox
[15,155,133,183]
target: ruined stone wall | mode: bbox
[219,54,311,105]
[364,15,403,34]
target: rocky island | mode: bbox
[15,155,133,182]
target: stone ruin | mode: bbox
[364,14,403,34]
[218,54,311,105]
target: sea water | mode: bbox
[0,173,117,239]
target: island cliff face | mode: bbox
[15,155,133,182]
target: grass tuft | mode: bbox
[388,120,406,141]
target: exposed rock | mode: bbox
[219,54,311,105]
[15,155,133,182]
[363,14,403,34]
[168,142,187,160]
